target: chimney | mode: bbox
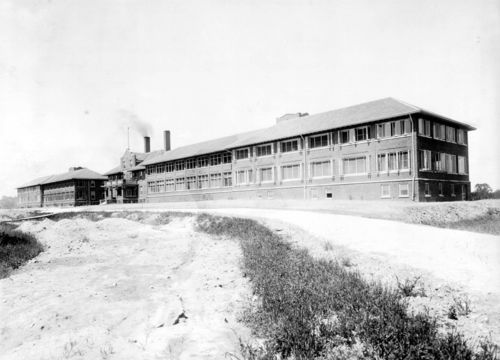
[144,136,151,153]
[276,112,309,124]
[163,130,171,151]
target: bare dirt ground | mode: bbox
[0,215,251,360]
[1,199,499,356]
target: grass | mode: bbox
[195,213,499,360]
[0,225,44,278]
[49,210,190,225]
[415,208,500,235]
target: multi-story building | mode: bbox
[17,167,106,208]
[139,98,474,202]
[102,134,168,203]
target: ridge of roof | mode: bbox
[18,168,107,189]
[140,98,477,167]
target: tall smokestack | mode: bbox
[144,136,151,153]
[163,130,171,151]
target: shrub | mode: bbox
[195,214,498,360]
[396,276,426,297]
[0,226,44,278]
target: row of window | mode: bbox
[147,153,233,174]
[148,172,233,193]
[419,150,467,174]
[418,119,467,144]
[381,184,410,198]
[145,118,424,172]
[424,183,467,198]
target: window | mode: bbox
[90,191,96,200]
[418,118,431,137]
[256,144,273,157]
[446,126,456,142]
[355,127,368,142]
[432,152,445,171]
[377,154,387,172]
[210,173,222,188]
[400,119,411,134]
[457,129,466,145]
[399,151,409,170]
[458,156,467,174]
[90,181,95,187]
[236,170,247,184]
[198,174,209,189]
[197,157,208,168]
[166,163,174,172]
[342,157,366,175]
[424,183,430,197]
[377,123,386,138]
[309,134,328,149]
[186,158,196,169]
[175,161,185,171]
[236,148,249,160]
[210,154,222,166]
[390,122,397,137]
[445,154,457,174]
[223,172,232,187]
[282,164,301,180]
[340,130,350,144]
[419,150,432,170]
[451,184,456,197]
[186,176,196,190]
[388,153,398,171]
[461,185,467,200]
[259,167,273,182]
[223,152,232,163]
[381,184,391,198]
[280,139,299,153]
[433,123,446,140]
[165,179,175,191]
[439,182,444,196]
[175,177,185,191]
[399,184,409,197]
[311,161,331,178]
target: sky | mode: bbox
[0,0,499,197]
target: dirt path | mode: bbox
[175,208,499,346]
[0,216,251,360]
[188,208,500,295]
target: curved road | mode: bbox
[179,208,500,295]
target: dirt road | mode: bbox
[0,216,251,360]
[180,208,497,294]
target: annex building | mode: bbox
[17,167,106,208]
[116,98,474,203]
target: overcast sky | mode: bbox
[1,0,499,197]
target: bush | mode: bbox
[196,214,498,360]
[0,226,44,278]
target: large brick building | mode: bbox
[136,98,474,202]
[17,167,106,208]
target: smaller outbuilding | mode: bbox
[17,167,107,208]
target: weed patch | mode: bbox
[196,213,498,360]
[0,225,44,278]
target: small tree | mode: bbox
[472,183,493,200]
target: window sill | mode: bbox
[399,194,409,198]
[342,173,368,177]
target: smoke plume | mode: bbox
[117,109,153,136]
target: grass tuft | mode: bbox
[0,225,44,278]
[195,213,497,360]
